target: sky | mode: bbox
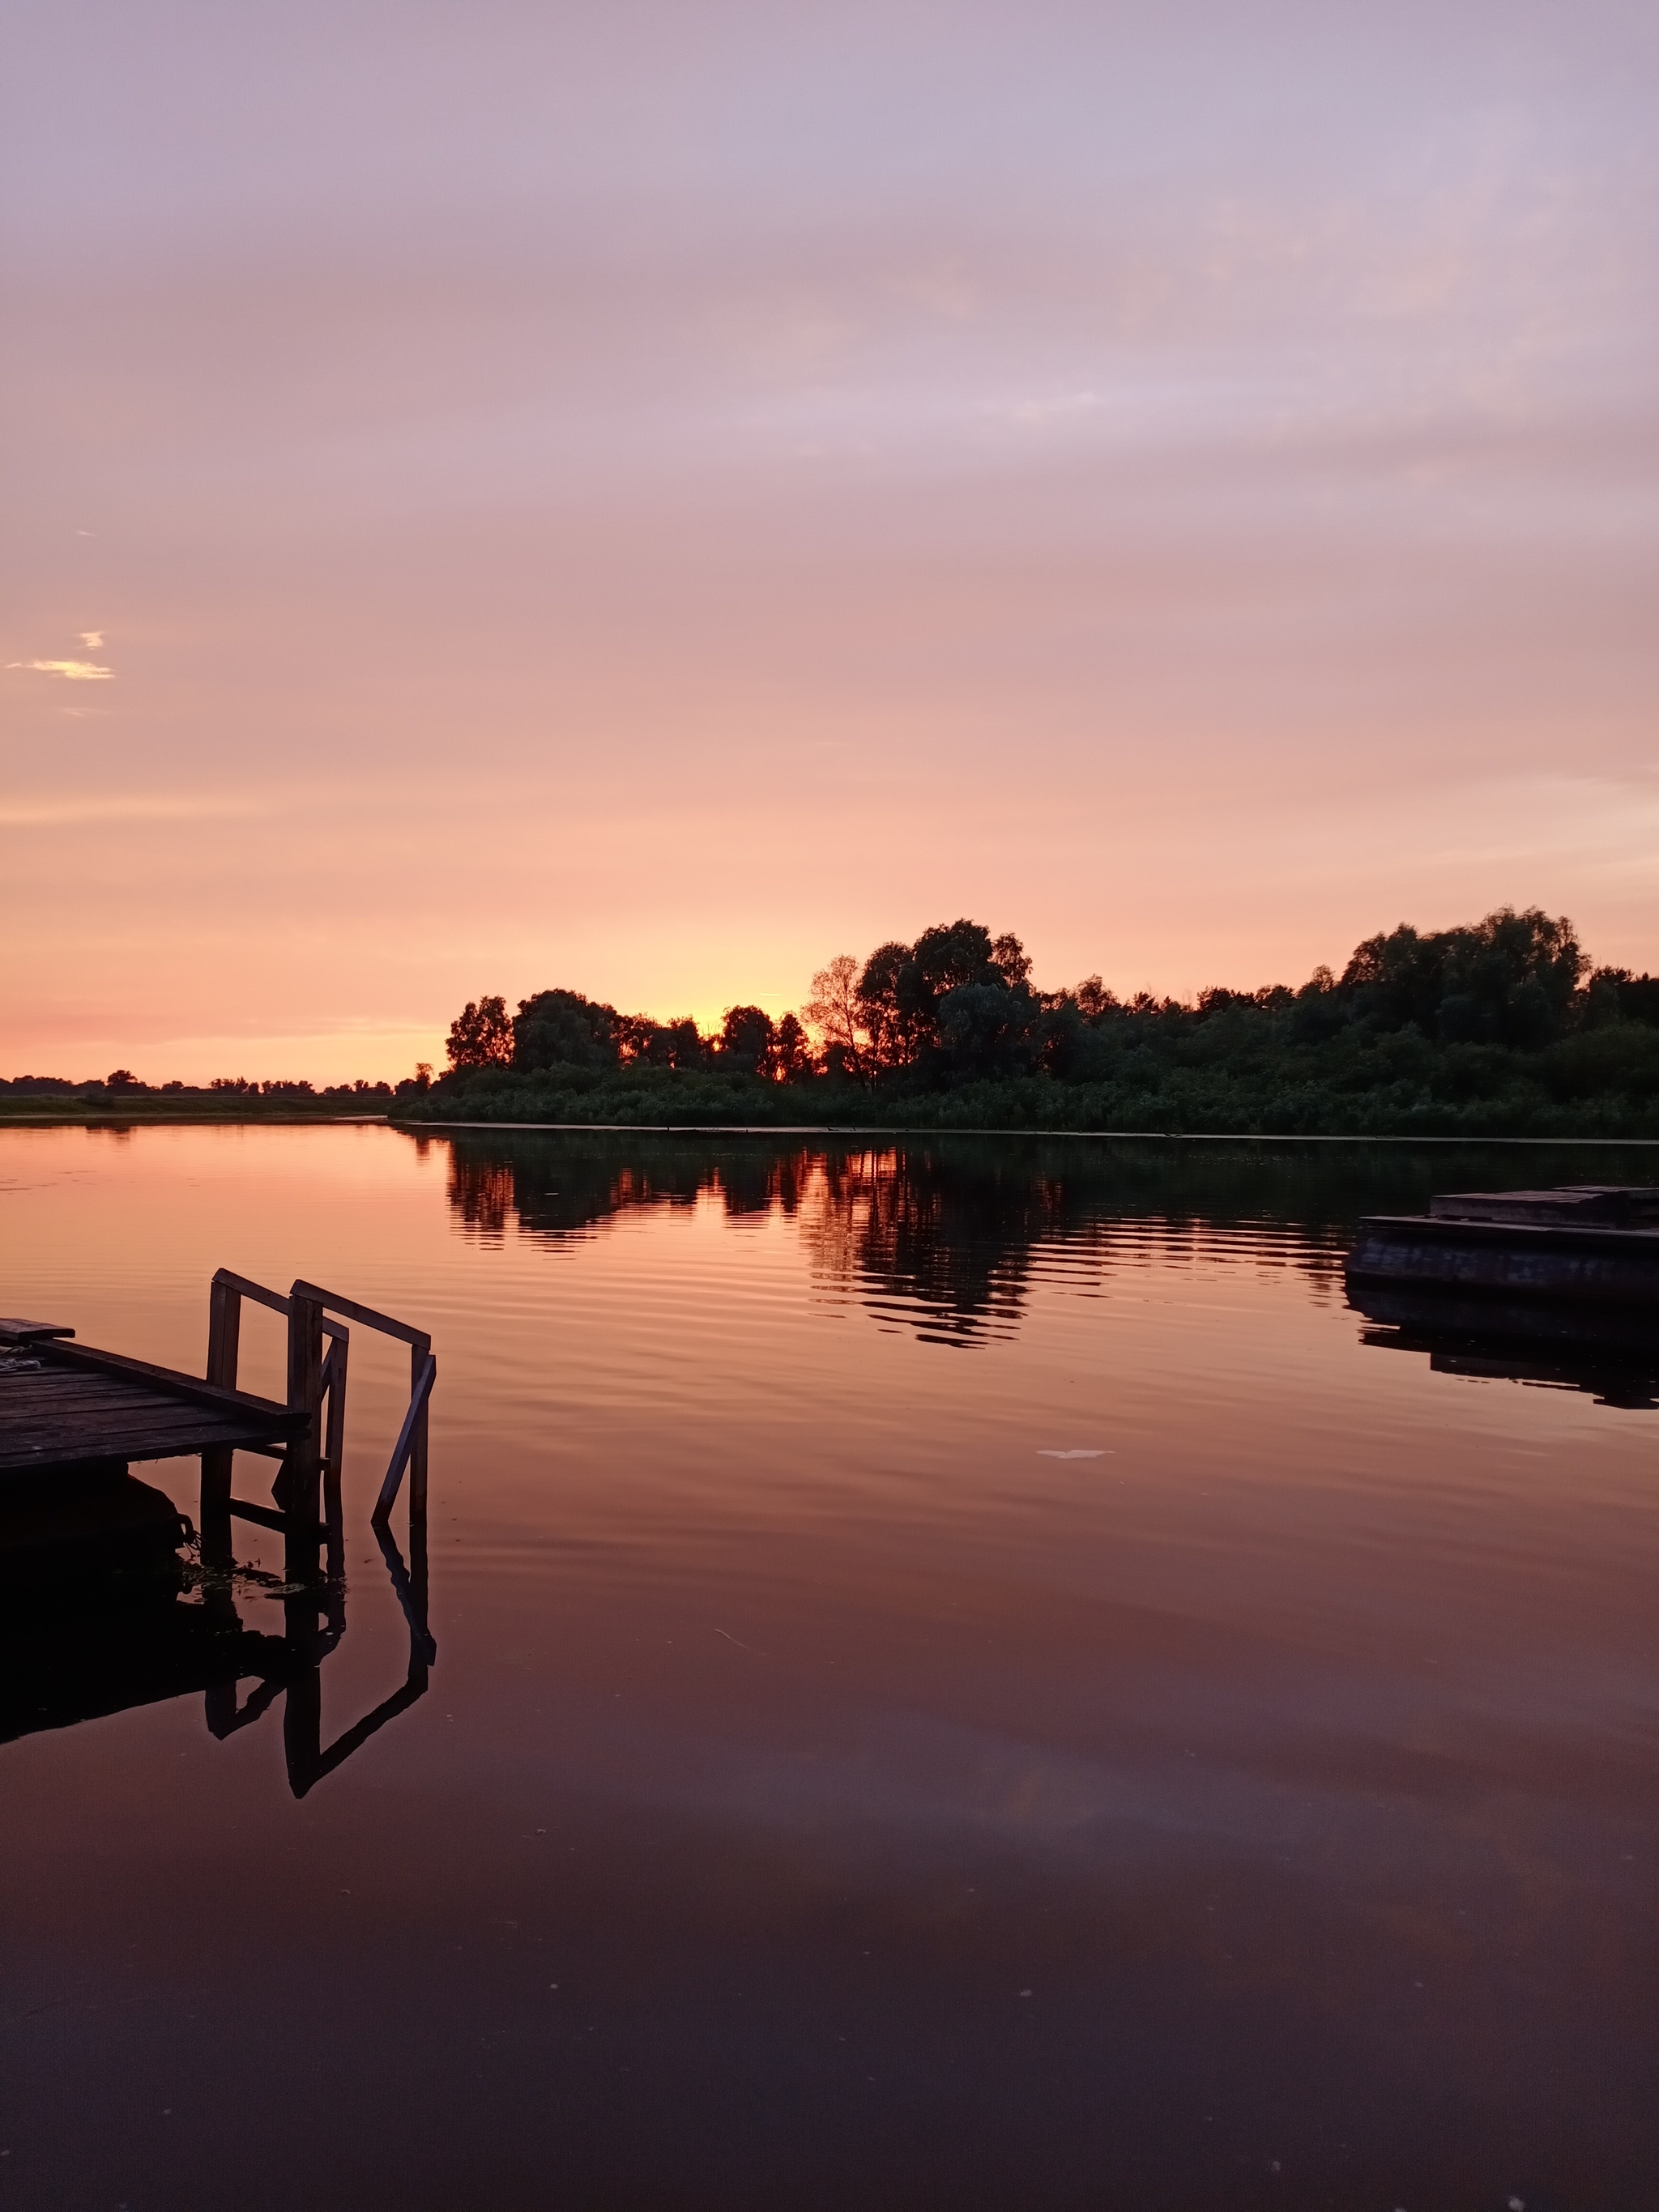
[2,0,1656,1082]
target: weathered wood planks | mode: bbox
[0,1318,76,1345]
[0,1343,303,1477]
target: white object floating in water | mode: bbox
[1037,1448,1110,1459]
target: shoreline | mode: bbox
[394,1122,1659,1144]
[2,1110,1658,1147]
[0,1110,394,1128]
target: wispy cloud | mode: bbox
[0,792,263,828]
[6,658,113,680]
[79,630,103,649]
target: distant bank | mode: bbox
[6,1074,1657,1140]
[0,1085,397,1126]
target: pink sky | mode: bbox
[3,0,1656,1082]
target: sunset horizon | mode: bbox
[3,896,1648,1090]
[6,2,1655,1085]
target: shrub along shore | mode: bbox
[395,1050,1659,1139]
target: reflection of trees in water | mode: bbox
[793,1147,1363,1344]
[440,1132,1652,1343]
[800,1148,1065,1345]
[440,1132,1507,1344]
[447,1156,517,1238]
[446,1143,814,1242]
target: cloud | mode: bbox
[80,630,103,648]
[0,792,262,828]
[6,658,113,680]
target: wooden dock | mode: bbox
[2,1269,434,1518]
[0,1323,306,1477]
[1346,1185,1659,1306]
[0,1273,437,1794]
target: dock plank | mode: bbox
[0,1352,301,1477]
[0,1319,76,1345]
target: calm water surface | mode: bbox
[3,1125,1657,2210]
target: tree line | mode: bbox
[0,1073,419,1102]
[446,908,1659,1088]
[445,991,813,1081]
[8,907,1654,1134]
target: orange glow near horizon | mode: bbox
[2,2,1656,1085]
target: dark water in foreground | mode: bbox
[3,1126,1658,2210]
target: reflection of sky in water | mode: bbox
[2,1123,1657,2207]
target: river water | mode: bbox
[2,1124,1657,2209]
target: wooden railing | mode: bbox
[207,1268,433,1525]
[197,1268,437,1792]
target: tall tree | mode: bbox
[446,995,514,1069]
[804,955,866,1080]
[854,941,919,1066]
[1341,907,1584,1046]
[513,989,622,1071]
[853,920,1026,1069]
[774,1012,814,1080]
[615,1013,659,1063]
[719,1005,777,1076]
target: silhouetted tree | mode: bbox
[663,1018,709,1069]
[513,989,621,1072]
[446,995,514,1070]
[608,1012,706,1068]
[719,1005,776,1075]
[990,933,1031,987]
[1342,907,1584,1047]
[855,940,919,1065]
[851,920,1034,1071]
[804,955,866,1081]
[1589,970,1659,1026]
[774,1012,815,1081]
